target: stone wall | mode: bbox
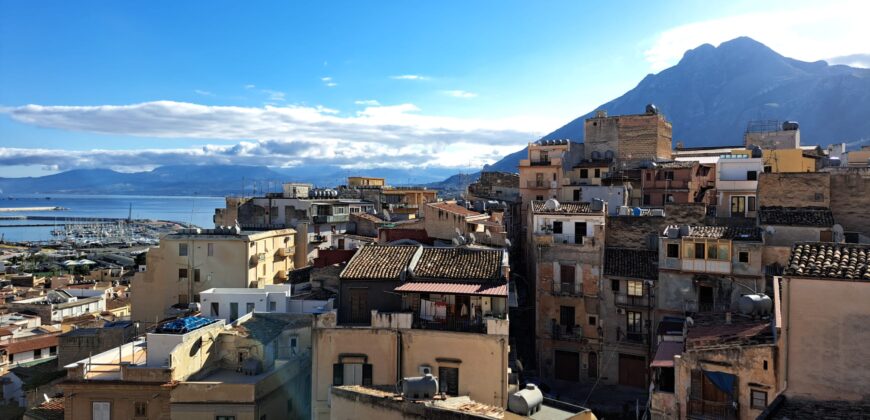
[757,173,830,207]
[605,204,706,250]
[829,168,870,238]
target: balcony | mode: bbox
[276,246,295,258]
[716,179,757,191]
[687,399,737,419]
[534,233,595,248]
[525,180,558,189]
[413,313,486,334]
[623,331,647,345]
[681,258,731,274]
[313,214,349,224]
[551,323,584,342]
[530,159,551,166]
[645,179,693,190]
[615,293,650,308]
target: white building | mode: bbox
[199,284,334,322]
[715,154,763,218]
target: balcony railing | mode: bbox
[615,294,649,308]
[525,180,558,189]
[413,314,486,334]
[623,331,647,344]
[313,214,349,224]
[530,159,551,166]
[534,233,593,247]
[551,323,584,341]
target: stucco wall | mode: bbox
[757,173,830,208]
[829,169,870,238]
[783,277,870,401]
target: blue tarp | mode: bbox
[156,316,215,334]
[703,370,736,398]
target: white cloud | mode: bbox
[3,100,557,171]
[321,76,332,82]
[645,1,870,71]
[260,89,286,102]
[325,82,337,87]
[321,77,337,87]
[244,84,256,89]
[390,74,429,81]
[443,90,478,99]
[194,89,214,97]
[354,99,381,106]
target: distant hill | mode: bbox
[0,164,462,196]
[436,36,870,190]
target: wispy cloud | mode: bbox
[443,90,478,99]
[2,101,556,171]
[244,84,256,89]
[321,76,337,87]
[261,89,286,101]
[354,99,381,106]
[390,74,429,81]
[194,89,215,97]
[644,1,870,71]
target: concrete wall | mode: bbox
[744,129,799,150]
[782,276,870,401]
[757,173,830,207]
[60,382,171,420]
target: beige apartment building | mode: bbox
[131,227,296,324]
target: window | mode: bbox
[333,363,373,386]
[50,346,57,356]
[763,165,772,173]
[536,195,544,201]
[763,360,768,370]
[738,251,750,263]
[246,302,255,314]
[588,315,597,326]
[645,172,651,181]
[751,390,768,409]
[573,189,581,201]
[269,301,277,311]
[8,353,12,362]
[694,242,706,259]
[666,243,680,258]
[207,243,214,256]
[34,348,42,359]
[552,221,563,234]
[134,401,147,417]
[560,264,575,293]
[560,306,575,330]
[179,268,188,281]
[439,366,460,396]
[627,280,643,297]
[92,402,110,420]
[626,311,642,333]
[643,194,651,205]
[179,243,188,256]
[731,196,746,216]
[611,279,620,292]
[216,416,236,420]
[594,168,601,178]
[211,302,219,317]
[747,170,758,181]
[194,269,201,282]
[290,337,298,353]
[664,171,674,180]
[707,243,717,259]
[230,302,239,322]
[748,196,757,212]
[664,194,674,203]
[580,169,589,178]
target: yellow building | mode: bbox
[131,227,295,324]
[348,176,386,187]
[382,188,437,216]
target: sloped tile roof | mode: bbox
[0,334,59,355]
[531,200,598,214]
[668,225,762,241]
[759,206,835,227]
[654,160,698,169]
[605,248,658,280]
[394,282,507,297]
[25,397,64,420]
[785,242,870,280]
[352,212,385,223]
[340,244,420,280]
[412,247,504,281]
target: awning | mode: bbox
[650,341,683,368]
[394,282,507,297]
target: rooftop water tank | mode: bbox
[508,384,544,416]
[782,121,799,131]
[402,374,439,399]
[646,103,659,115]
[738,294,772,316]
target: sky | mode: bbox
[1,0,868,178]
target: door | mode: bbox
[618,354,647,388]
[554,350,580,381]
[92,402,111,420]
[349,288,369,323]
[573,189,581,201]
[439,366,460,396]
[699,286,714,312]
[574,222,587,244]
[229,302,239,321]
[730,196,746,217]
[588,352,598,378]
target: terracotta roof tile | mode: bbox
[412,247,504,281]
[786,242,870,280]
[428,201,481,217]
[0,334,59,355]
[394,282,507,297]
[25,397,64,420]
[686,312,773,349]
[759,206,835,227]
[531,200,598,214]
[654,160,698,169]
[340,244,420,280]
[605,248,658,280]
[351,212,385,223]
[667,225,762,241]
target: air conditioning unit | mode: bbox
[419,365,433,376]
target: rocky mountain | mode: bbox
[474,37,870,181]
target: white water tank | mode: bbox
[738,294,772,316]
[402,374,439,399]
[508,384,544,416]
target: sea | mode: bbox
[0,194,225,243]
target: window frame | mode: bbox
[134,401,148,417]
[179,243,188,257]
[750,389,767,409]
[626,311,642,333]
[627,280,643,297]
[580,169,589,178]
[738,250,750,263]
[666,243,680,259]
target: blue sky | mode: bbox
[1,0,867,177]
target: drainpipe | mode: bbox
[500,337,507,407]
[396,330,403,385]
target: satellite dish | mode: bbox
[544,198,560,211]
[832,224,844,243]
[504,238,512,248]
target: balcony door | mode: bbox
[554,350,580,382]
[574,222,587,244]
[350,288,369,324]
[730,196,746,217]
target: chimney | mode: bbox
[294,223,309,270]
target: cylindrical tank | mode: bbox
[738,294,772,316]
[402,374,438,399]
[508,384,544,416]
